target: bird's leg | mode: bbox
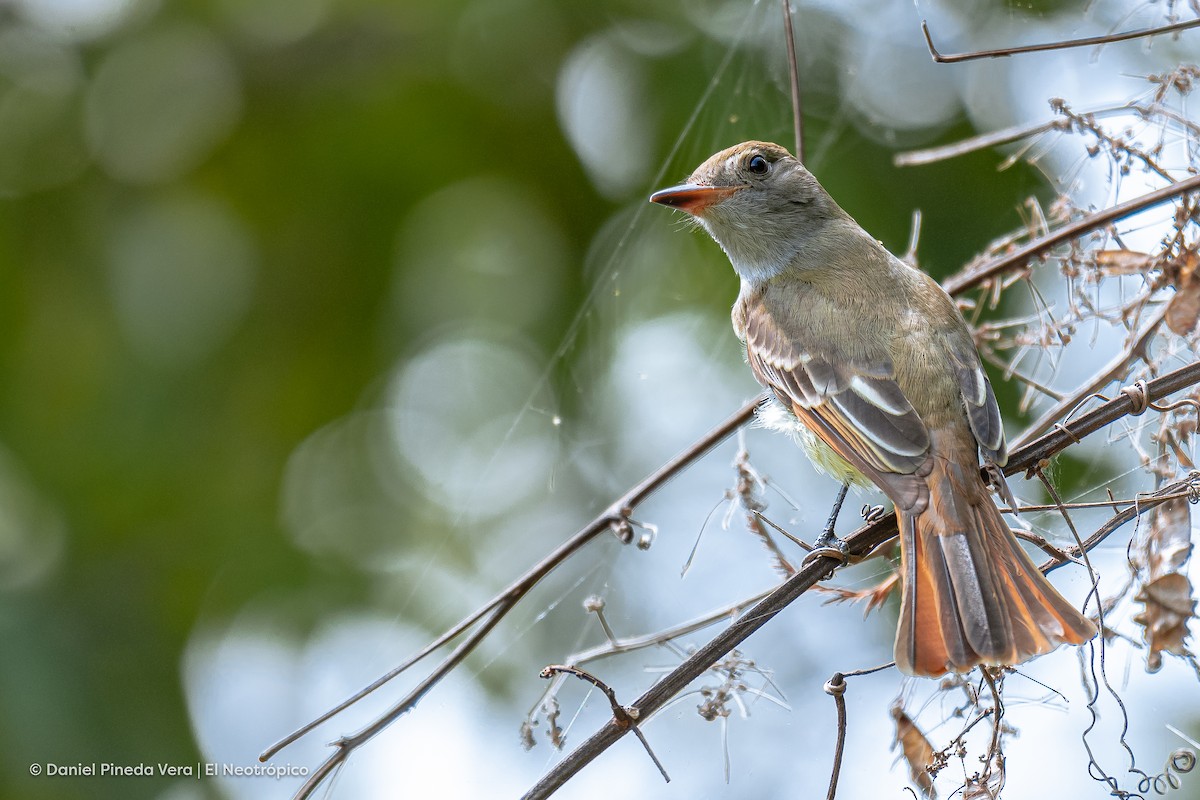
[983,461,1019,516]
[801,483,851,576]
[812,483,849,552]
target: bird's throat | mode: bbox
[701,218,796,283]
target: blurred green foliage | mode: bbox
[0,1,1067,798]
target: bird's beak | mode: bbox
[649,183,743,215]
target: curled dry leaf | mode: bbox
[1159,424,1196,471]
[1132,497,1197,671]
[1166,251,1200,335]
[1095,248,1200,335]
[891,703,936,798]
[1141,496,1194,579]
[1133,573,1196,672]
[1094,248,1153,276]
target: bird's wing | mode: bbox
[944,332,1007,466]
[743,300,931,485]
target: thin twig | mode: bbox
[540,665,670,782]
[1008,361,1200,475]
[921,16,1200,64]
[522,544,869,800]
[264,398,762,793]
[1013,305,1168,447]
[896,117,1067,167]
[546,590,772,672]
[782,0,803,162]
[1011,528,1075,563]
[823,672,848,800]
[944,174,1200,296]
[979,668,1005,790]
[895,101,1178,168]
[520,362,1200,799]
[1038,476,1199,575]
[841,661,895,678]
[1002,494,1194,513]
[734,446,797,576]
[287,602,509,799]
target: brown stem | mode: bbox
[895,117,1066,167]
[944,174,1200,297]
[1013,305,1168,447]
[894,101,1185,168]
[1038,477,1198,575]
[520,361,1200,799]
[823,673,848,800]
[540,665,671,782]
[522,539,870,800]
[921,17,1200,64]
[267,397,763,798]
[782,0,804,162]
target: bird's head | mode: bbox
[650,141,848,282]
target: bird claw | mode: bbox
[802,482,852,577]
[802,533,850,578]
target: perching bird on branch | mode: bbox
[651,142,1096,676]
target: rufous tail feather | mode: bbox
[894,450,1097,677]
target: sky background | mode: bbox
[1,0,1198,798]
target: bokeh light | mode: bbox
[390,176,569,335]
[15,0,144,41]
[0,26,88,195]
[105,191,258,367]
[386,334,559,515]
[0,446,65,591]
[557,32,655,199]
[85,24,241,184]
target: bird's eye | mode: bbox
[746,155,770,175]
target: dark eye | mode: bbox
[746,155,769,175]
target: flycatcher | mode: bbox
[651,141,1096,676]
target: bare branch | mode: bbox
[822,673,849,800]
[944,174,1200,297]
[921,16,1200,64]
[895,117,1069,167]
[894,101,1191,168]
[540,665,670,783]
[782,0,803,163]
[521,538,868,799]
[521,362,1200,799]
[1039,477,1200,576]
[264,398,762,795]
[1013,305,1168,447]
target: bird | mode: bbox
[650,141,1096,676]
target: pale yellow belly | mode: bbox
[754,396,873,488]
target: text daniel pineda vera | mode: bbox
[32,761,309,778]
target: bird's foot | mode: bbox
[802,483,851,576]
[801,538,849,577]
[811,529,849,554]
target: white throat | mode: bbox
[698,217,794,282]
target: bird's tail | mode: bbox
[893,443,1097,677]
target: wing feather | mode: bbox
[802,358,848,395]
[743,296,931,480]
[945,335,1007,465]
[849,375,911,416]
